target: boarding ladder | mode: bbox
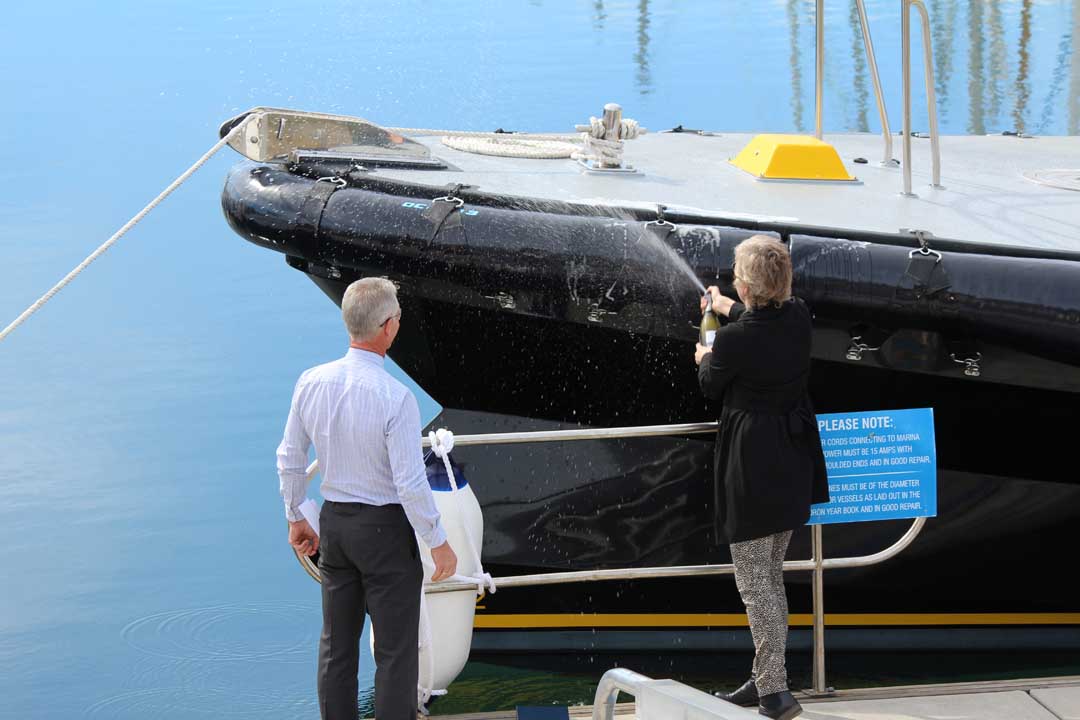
[817,0,942,195]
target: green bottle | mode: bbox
[700,292,720,347]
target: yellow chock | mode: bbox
[730,134,855,182]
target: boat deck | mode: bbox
[419,675,1080,720]
[382,131,1080,251]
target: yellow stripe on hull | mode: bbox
[473,613,1080,629]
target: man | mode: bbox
[277,277,458,720]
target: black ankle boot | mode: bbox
[758,690,802,720]
[713,678,758,707]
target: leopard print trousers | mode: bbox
[730,529,794,695]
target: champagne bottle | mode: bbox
[700,292,720,347]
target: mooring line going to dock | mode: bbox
[0,117,253,345]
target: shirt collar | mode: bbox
[346,347,385,366]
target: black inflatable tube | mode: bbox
[222,162,1080,364]
[281,159,1080,263]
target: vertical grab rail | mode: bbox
[855,0,897,166]
[902,0,943,195]
[811,525,828,695]
[816,0,904,169]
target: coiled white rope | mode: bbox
[440,135,581,159]
[0,118,252,345]
[426,115,643,164]
[385,126,580,140]
[571,116,643,168]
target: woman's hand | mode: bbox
[694,343,711,366]
[700,286,737,317]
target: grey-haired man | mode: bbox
[277,277,458,720]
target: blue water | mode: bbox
[0,1,1076,718]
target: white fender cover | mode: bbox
[369,477,483,704]
[418,483,484,694]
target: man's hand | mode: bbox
[695,343,711,367]
[429,541,458,582]
[288,519,319,557]
[701,285,737,317]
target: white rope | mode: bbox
[428,428,496,596]
[0,118,252,345]
[578,116,644,141]
[385,126,580,140]
[571,116,643,168]
[421,116,643,163]
[440,135,581,159]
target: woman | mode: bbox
[694,234,829,720]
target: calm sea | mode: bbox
[1,1,1077,718]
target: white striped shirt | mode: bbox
[276,348,446,548]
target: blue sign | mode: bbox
[808,408,937,525]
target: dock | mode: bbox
[424,674,1080,720]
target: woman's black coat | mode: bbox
[698,297,830,544]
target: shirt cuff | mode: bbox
[425,524,448,549]
[285,503,304,523]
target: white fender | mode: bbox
[417,482,483,696]
[368,436,484,709]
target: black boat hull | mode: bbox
[223,161,1080,648]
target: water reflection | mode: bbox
[635,0,652,96]
[1037,28,1072,134]
[1072,0,1080,135]
[987,0,1006,122]
[1012,0,1033,133]
[582,0,1076,136]
[966,1,986,134]
[929,0,958,125]
[787,0,805,132]
[849,0,870,132]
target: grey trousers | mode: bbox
[318,501,422,720]
[730,530,794,696]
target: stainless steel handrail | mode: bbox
[812,0,939,184]
[424,517,926,594]
[811,525,827,694]
[591,669,658,720]
[423,422,719,448]
[902,0,942,195]
[855,0,896,166]
[303,422,720,480]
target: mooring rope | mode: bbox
[402,114,644,166]
[572,115,643,167]
[384,126,581,140]
[440,135,582,159]
[0,117,253,345]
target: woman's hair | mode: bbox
[341,277,399,341]
[733,235,793,309]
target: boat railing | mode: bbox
[853,0,895,167]
[299,420,928,695]
[814,0,941,189]
[901,0,942,194]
